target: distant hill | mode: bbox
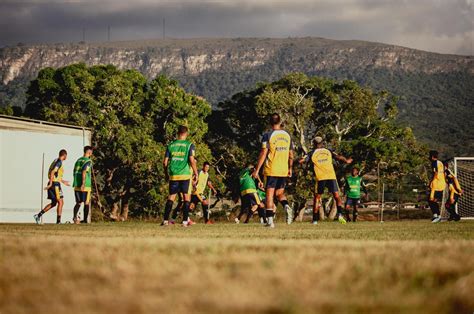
[1,37,473,156]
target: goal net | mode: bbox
[442,158,474,219]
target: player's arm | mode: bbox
[44,167,56,190]
[361,179,369,200]
[288,148,294,177]
[163,148,170,181]
[453,176,463,195]
[207,181,217,195]
[253,148,268,179]
[333,151,353,164]
[189,145,199,186]
[80,161,91,191]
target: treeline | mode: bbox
[4,64,427,220]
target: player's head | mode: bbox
[351,166,360,176]
[313,136,324,148]
[269,113,281,128]
[58,149,67,160]
[177,125,188,139]
[83,145,93,157]
[203,161,210,172]
[246,162,255,171]
[429,150,438,161]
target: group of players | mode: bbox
[35,113,463,226]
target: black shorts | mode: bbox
[47,182,63,202]
[265,176,286,190]
[75,190,91,204]
[242,192,261,209]
[316,179,339,194]
[169,180,192,195]
[191,193,206,205]
[429,190,443,202]
[345,197,360,207]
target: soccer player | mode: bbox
[428,150,446,223]
[72,146,93,224]
[344,166,368,222]
[190,161,217,224]
[444,162,462,221]
[252,113,294,228]
[300,136,352,225]
[162,125,198,227]
[235,164,266,224]
[34,149,70,224]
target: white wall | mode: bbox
[0,117,91,223]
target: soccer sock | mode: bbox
[56,215,61,224]
[312,212,319,222]
[171,203,181,220]
[203,207,209,223]
[244,210,253,223]
[182,201,190,223]
[73,204,80,220]
[337,205,344,216]
[163,200,173,221]
[266,209,274,224]
[83,205,90,222]
[280,200,289,208]
[257,207,265,219]
[37,209,45,218]
[429,201,440,216]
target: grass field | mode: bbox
[1,220,473,314]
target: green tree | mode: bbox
[24,63,212,220]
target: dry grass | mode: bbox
[1,221,473,314]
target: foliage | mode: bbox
[23,63,212,220]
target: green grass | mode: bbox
[1,221,473,314]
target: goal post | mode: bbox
[443,157,474,219]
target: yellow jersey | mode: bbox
[48,158,64,183]
[309,148,337,181]
[446,169,462,199]
[430,160,446,191]
[194,170,209,195]
[262,129,292,177]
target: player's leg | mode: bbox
[257,200,267,224]
[55,184,64,224]
[244,193,259,223]
[34,185,58,224]
[171,194,183,224]
[201,195,211,224]
[446,195,461,221]
[274,178,293,224]
[428,189,442,223]
[180,180,192,227]
[264,177,276,228]
[162,181,178,226]
[81,191,91,224]
[352,201,359,222]
[329,179,346,224]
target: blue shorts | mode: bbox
[169,180,192,195]
[47,182,63,202]
[265,176,286,190]
[345,197,360,207]
[316,179,339,194]
[75,190,91,204]
[191,193,206,205]
[242,192,261,209]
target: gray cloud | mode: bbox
[0,0,472,55]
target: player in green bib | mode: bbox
[72,146,93,224]
[344,166,367,222]
[235,164,267,224]
[162,126,198,227]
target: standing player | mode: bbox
[344,166,368,222]
[191,161,217,224]
[300,136,352,225]
[236,164,266,224]
[34,149,70,224]
[444,162,462,221]
[252,113,294,228]
[428,150,446,223]
[72,146,93,224]
[162,126,198,227]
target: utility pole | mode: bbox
[107,25,110,41]
[163,18,165,39]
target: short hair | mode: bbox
[84,146,93,153]
[352,166,360,171]
[313,136,324,145]
[203,161,210,167]
[429,150,439,159]
[269,113,281,126]
[178,125,188,135]
[59,149,67,157]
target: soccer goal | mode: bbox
[443,157,474,219]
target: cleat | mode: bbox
[234,218,240,224]
[161,220,169,226]
[338,215,347,224]
[73,218,80,225]
[169,220,176,225]
[454,215,461,222]
[187,219,196,226]
[182,221,190,227]
[431,216,442,223]
[265,222,275,228]
[285,204,294,225]
[33,214,42,225]
[312,220,318,225]
[205,220,214,225]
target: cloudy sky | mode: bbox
[0,0,472,55]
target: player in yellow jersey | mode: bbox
[444,162,462,221]
[34,149,70,224]
[428,150,446,223]
[190,161,217,224]
[252,113,294,228]
[300,136,352,225]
